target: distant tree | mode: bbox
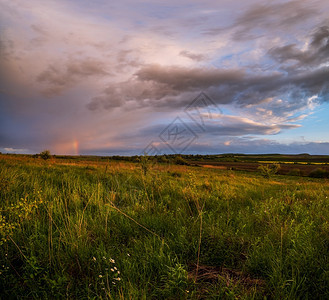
[158,156,169,164]
[174,156,189,165]
[40,150,51,160]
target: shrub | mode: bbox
[174,156,189,165]
[39,150,51,160]
[258,163,280,179]
[158,156,169,164]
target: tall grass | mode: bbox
[1,155,329,298]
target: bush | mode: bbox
[258,163,280,179]
[158,156,169,164]
[39,150,51,160]
[173,156,189,165]
[309,168,329,178]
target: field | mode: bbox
[1,154,329,299]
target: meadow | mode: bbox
[1,154,329,299]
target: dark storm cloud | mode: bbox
[269,25,329,67]
[135,64,245,90]
[205,0,318,39]
[87,45,328,112]
[266,25,329,100]
[93,19,329,112]
[37,58,110,96]
[87,65,246,110]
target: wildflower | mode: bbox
[112,281,116,285]
[127,253,130,257]
[111,268,114,272]
[115,277,121,281]
[103,256,106,260]
[92,257,96,261]
[99,275,103,278]
[110,258,115,263]
[117,271,120,274]
[114,267,117,271]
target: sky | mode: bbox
[1,0,329,155]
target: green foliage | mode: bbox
[39,150,51,160]
[1,155,329,298]
[173,155,189,165]
[158,263,188,297]
[258,163,280,179]
[157,155,169,164]
[0,191,43,245]
[139,154,155,175]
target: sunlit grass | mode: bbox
[1,154,329,298]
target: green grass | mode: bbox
[1,155,329,299]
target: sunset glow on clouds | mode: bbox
[1,0,329,155]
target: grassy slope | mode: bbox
[1,155,329,299]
